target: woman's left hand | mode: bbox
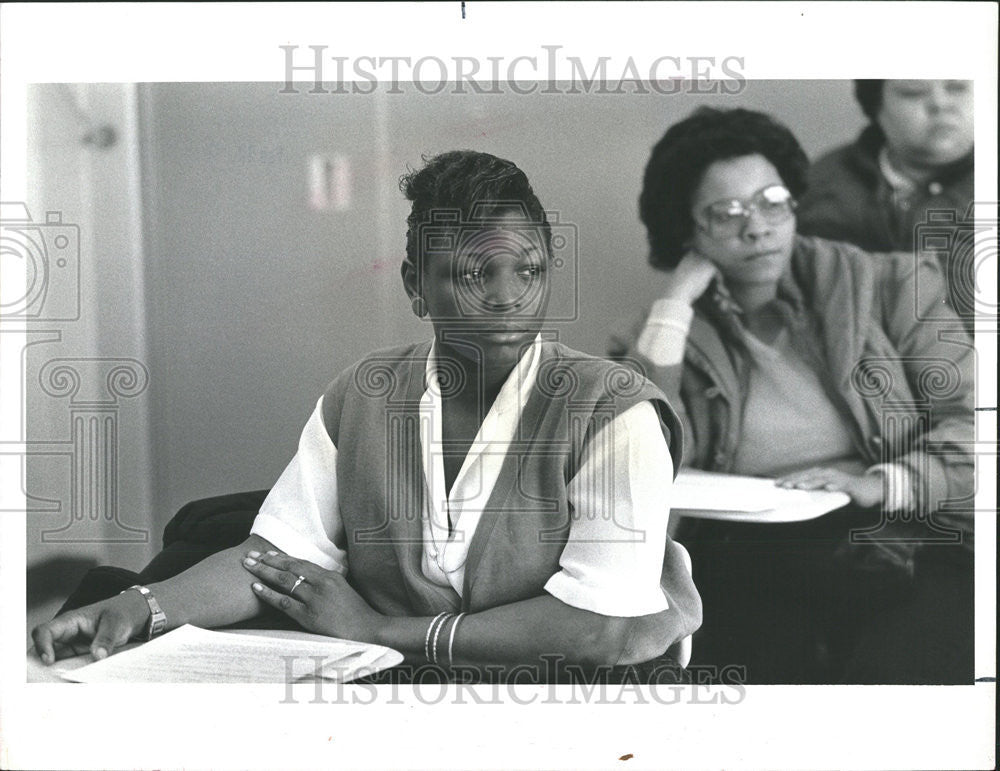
[776,467,883,509]
[241,550,384,642]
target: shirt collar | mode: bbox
[709,262,806,321]
[424,333,543,416]
[878,147,918,197]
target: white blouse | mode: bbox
[251,336,676,617]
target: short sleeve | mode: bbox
[544,400,673,617]
[250,396,348,573]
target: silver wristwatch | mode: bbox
[121,584,168,641]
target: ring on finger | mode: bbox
[289,575,307,596]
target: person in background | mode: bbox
[610,107,974,684]
[797,80,975,330]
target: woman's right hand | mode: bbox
[31,589,151,665]
[662,250,718,306]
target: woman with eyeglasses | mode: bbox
[609,107,974,684]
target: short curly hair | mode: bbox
[638,107,810,270]
[853,79,885,123]
[400,150,551,267]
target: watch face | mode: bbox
[129,586,167,640]
[145,613,165,640]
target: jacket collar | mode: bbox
[850,124,974,192]
[686,237,872,397]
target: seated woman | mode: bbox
[609,108,974,684]
[33,150,701,682]
[797,80,974,330]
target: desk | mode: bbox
[671,469,851,523]
[28,644,123,683]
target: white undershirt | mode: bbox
[252,336,676,617]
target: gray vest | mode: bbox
[322,340,699,661]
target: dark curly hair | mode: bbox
[400,150,551,268]
[853,79,885,123]
[638,108,810,270]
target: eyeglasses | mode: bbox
[697,185,797,238]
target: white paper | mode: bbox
[672,469,851,522]
[58,625,403,684]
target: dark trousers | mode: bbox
[681,508,974,685]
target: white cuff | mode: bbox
[636,298,693,366]
[865,462,916,512]
[544,570,670,618]
[250,513,349,574]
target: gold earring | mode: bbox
[411,297,427,318]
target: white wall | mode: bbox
[22,84,155,628]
